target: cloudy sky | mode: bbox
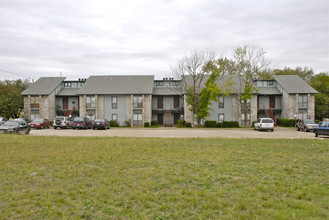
[0,0,328,80]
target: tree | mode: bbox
[0,79,31,119]
[225,45,271,127]
[171,51,215,125]
[272,66,314,81]
[310,72,329,120]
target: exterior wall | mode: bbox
[126,95,133,127]
[143,95,152,124]
[308,94,315,120]
[23,96,30,119]
[250,95,258,124]
[183,95,193,125]
[96,95,105,119]
[208,95,233,122]
[79,95,86,117]
[104,95,126,126]
[281,90,298,119]
[232,95,241,124]
[40,91,56,120]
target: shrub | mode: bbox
[204,120,217,128]
[151,120,158,126]
[124,120,130,127]
[216,121,240,128]
[185,122,192,128]
[144,122,150,127]
[276,119,295,127]
[176,119,192,128]
[110,120,119,127]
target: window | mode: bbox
[133,113,143,126]
[172,81,180,87]
[64,82,71,88]
[112,96,117,109]
[30,96,40,109]
[218,95,224,108]
[112,114,118,121]
[133,96,143,108]
[218,113,224,123]
[299,95,308,108]
[86,96,95,109]
[31,113,39,120]
[156,81,163,87]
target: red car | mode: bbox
[28,118,51,129]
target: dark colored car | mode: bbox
[314,122,329,137]
[72,117,92,129]
[29,118,51,129]
[13,118,31,124]
[0,117,8,125]
[296,119,318,132]
[92,119,110,130]
[0,120,30,134]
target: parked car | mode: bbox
[92,119,110,130]
[13,118,31,124]
[28,118,51,129]
[314,122,329,137]
[53,116,72,129]
[0,120,30,134]
[0,117,8,125]
[254,118,274,132]
[72,117,92,129]
[296,119,318,132]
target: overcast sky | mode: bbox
[0,0,328,80]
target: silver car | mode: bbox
[53,116,72,129]
[254,118,274,132]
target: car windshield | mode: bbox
[304,120,315,124]
[3,121,19,126]
[94,119,105,122]
[55,117,64,120]
[74,117,84,122]
[262,119,273,123]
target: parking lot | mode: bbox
[28,127,324,139]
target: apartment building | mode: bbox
[22,75,317,126]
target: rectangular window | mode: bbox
[112,114,118,121]
[299,95,308,108]
[218,113,224,123]
[133,96,143,108]
[30,96,40,109]
[156,81,163,87]
[31,113,39,120]
[86,96,95,109]
[112,96,117,109]
[218,95,224,108]
[133,113,143,126]
[172,81,180,87]
[64,82,71,88]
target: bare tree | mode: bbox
[171,51,215,125]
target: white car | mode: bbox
[254,118,274,132]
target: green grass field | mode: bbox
[0,135,328,219]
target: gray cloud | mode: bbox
[0,0,328,80]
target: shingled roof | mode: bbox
[76,75,154,95]
[273,75,317,94]
[22,77,65,95]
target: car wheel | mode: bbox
[41,125,44,129]
[271,129,274,132]
[297,127,300,131]
[258,126,261,131]
[72,127,75,130]
[54,127,57,129]
[93,127,95,130]
[315,131,319,137]
[25,129,30,135]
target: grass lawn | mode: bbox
[0,136,328,219]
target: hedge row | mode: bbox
[176,119,192,128]
[276,119,295,127]
[204,120,240,128]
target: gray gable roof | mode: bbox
[273,75,317,94]
[256,87,281,95]
[77,75,154,95]
[22,77,65,95]
[56,88,80,96]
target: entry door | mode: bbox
[63,97,69,110]
[269,96,275,109]
[157,113,163,125]
[157,96,163,109]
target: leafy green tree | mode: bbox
[272,66,314,81]
[225,45,271,127]
[0,79,31,119]
[310,72,329,120]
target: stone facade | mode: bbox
[308,94,315,120]
[23,96,30,119]
[95,95,105,119]
[143,94,152,124]
[79,95,86,117]
[250,95,258,124]
[232,94,241,124]
[183,95,193,125]
[281,90,298,119]
[126,95,133,126]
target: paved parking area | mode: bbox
[29,127,324,139]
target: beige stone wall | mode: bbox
[96,95,105,118]
[308,94,315,120]
[39,91,56,120]
[232,94,241,124]
[125,95,133,127]
[250,95,258,123]
[23,96,30,120]
[143,94,152,125]
[183,95,193,125]
[79,95,86,117]
[281,90,298,119]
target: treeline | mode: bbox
[0,79,31,119]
